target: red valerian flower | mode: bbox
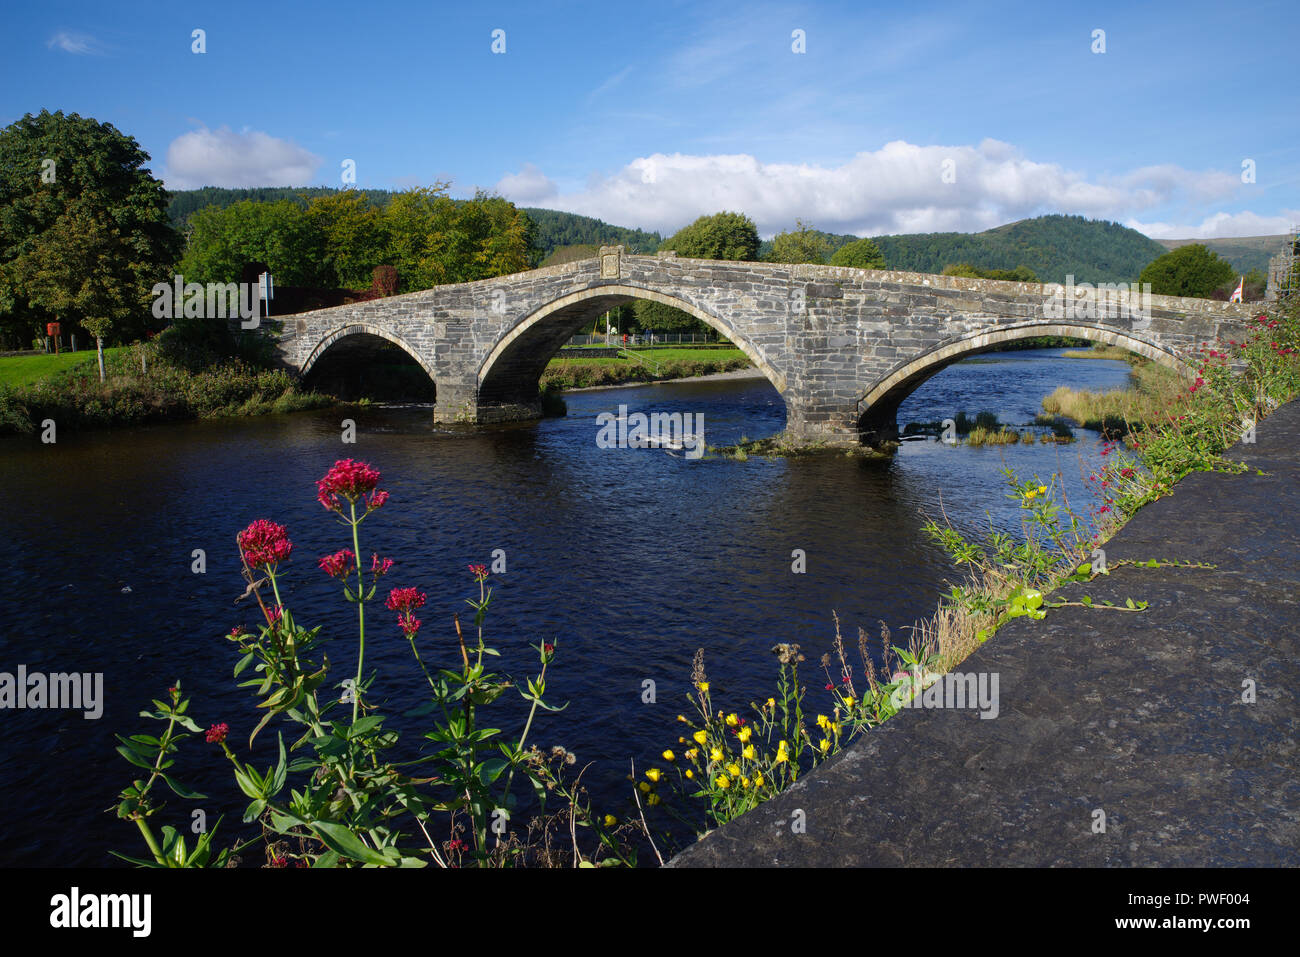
[386,587,426,635]
[371,554,394,576]
[319,547,356,579]
[316,459,384,512]
[267,604,283,625]
[206,723,229,744]
[469,563,489,582]
[238,519,293,569]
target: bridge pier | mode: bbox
[431,382,544,427]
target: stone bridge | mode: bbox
[272,246,1258,446]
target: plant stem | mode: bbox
[350,499,364,724]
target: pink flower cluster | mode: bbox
[386,586,427,635]
[238,519,293,569]
[316,459,388,513]
[318,547,356,580]
[206,723,229,744]
[468,563,488,582]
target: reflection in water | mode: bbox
[0,349,1135,864]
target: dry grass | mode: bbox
[1041,361,1185,434]
[966,426,1021,446]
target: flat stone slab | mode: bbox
[670,401,1300,867]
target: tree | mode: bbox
[384,187,539,290]
[17,201,143,379]
[830,237,886,269]
[306,190,389,289]
[179,199,325,287]
[660,212,760,261]
[941,262,1038,282]
[0,110,180,349]
[1138,244,1236,298]
[768,219,832,264]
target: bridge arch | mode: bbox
[857,321,1194,440]
[476,283,786,411]
[301,323,437,381]
[297,325,436,403]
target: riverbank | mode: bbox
[541,349,752,392]
[561,366,766,392]
[0,341,334,435]
[670,396,1300,867]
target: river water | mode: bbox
[0,348,1136,865]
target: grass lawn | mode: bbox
[0,347,128,388]
[549,347,748,366]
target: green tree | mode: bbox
[0,109,180,349]
[941,262,1038,282]
[179,199,325,287]
[17,201,143,379]
[306,190,389,289]
[660,212,760,261]
[768,219,832,265]
[1138,244,1236,298]
[830,237,886,269]
[383,187,539,290]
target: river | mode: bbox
[0,348,1137,865]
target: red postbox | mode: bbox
[46,321,61,355]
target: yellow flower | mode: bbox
[715,774,731,790]
[710,747,724,762]
[816,713,830,730]
[775,741,789,763]
[726,763,741,777]
[766,697,776,710]
[742,744,757,761]
[1037,485,1047,495]
[662,750,675,762]
[725,713,739,727]
[685,748,699,760]
[645,768,663,783]
[603,814,617,827]
[646,793,661,807]
[737,725,753,744]
[819,738,831,753]
[676,714,687,723]
[638,781,651,793]
[844,696,855,709]
[677,736,685,744]
[698,682,709,693]
[684,769,694,779]
[741,777,750,789]
[754,772,764,787]
[693,730,708,745]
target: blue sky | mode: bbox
[4,0,1298,239]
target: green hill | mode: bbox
[870,215,1167,285]
[166,186,393,225]
[1156,235,1289,275]
[519,208,661,256]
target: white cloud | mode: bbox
[494,163,558,204]
[164,126,322,189]
[1126,209,1300,240]
[48,31,102,55]
[515,140,1263,239]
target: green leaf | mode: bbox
[310,821,396,867]
[115,745,154,770]
[159,772,206,800]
